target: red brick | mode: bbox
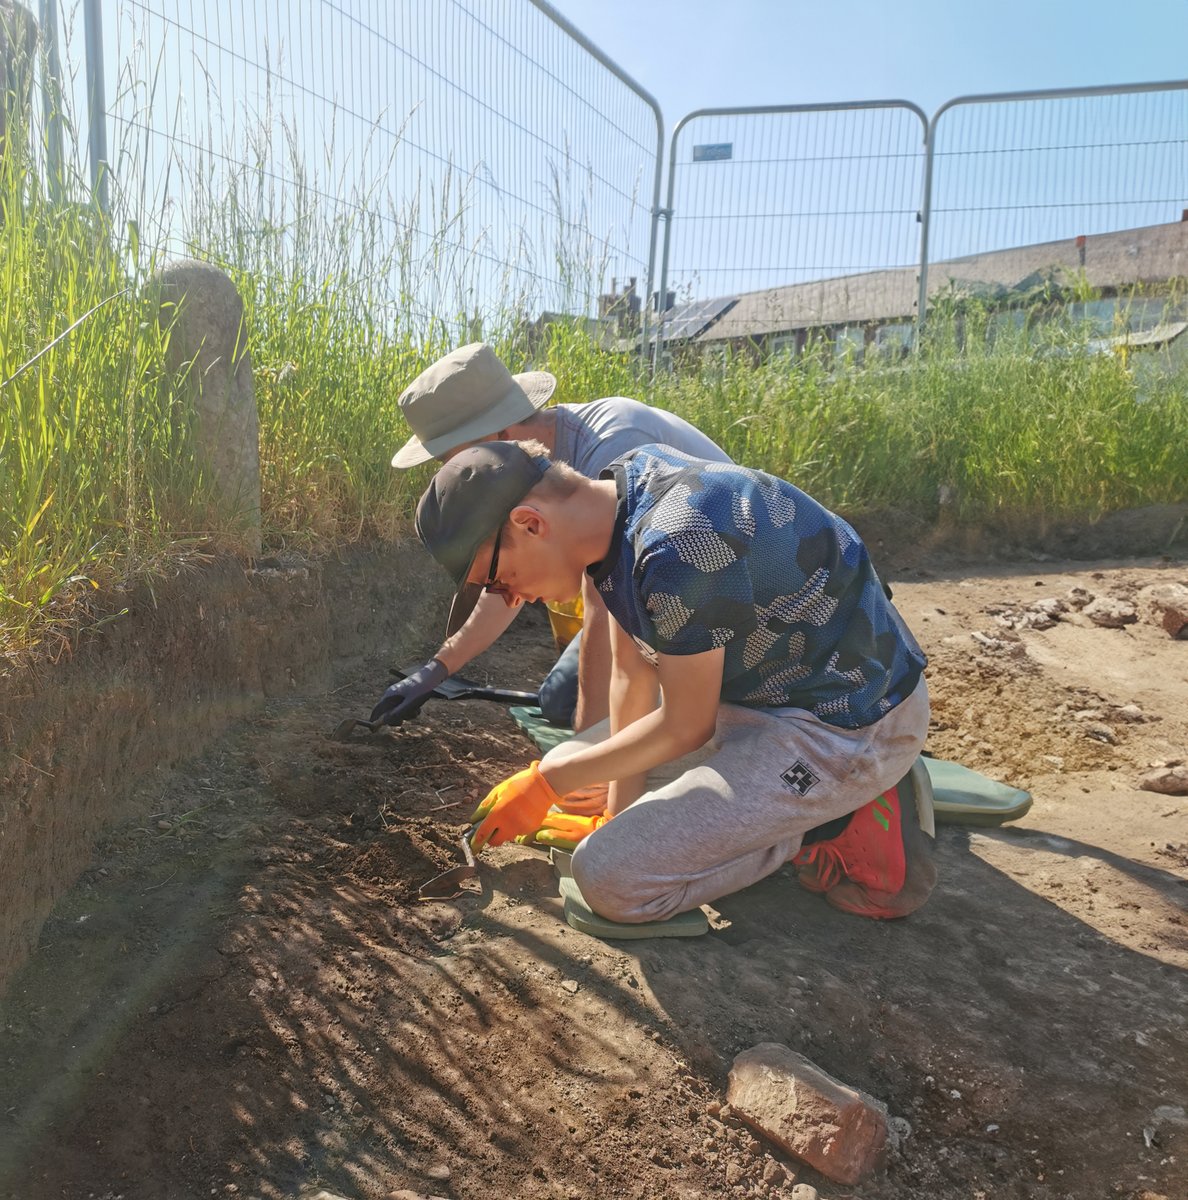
[726,1043,890,1185]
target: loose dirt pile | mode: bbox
[0,561,1185,1200]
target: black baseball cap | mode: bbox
[415,442,550,636]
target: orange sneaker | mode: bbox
[793,787,906,895]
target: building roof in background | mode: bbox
[694,219,1188,342]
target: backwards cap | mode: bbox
[415,442,550,636]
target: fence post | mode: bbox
[654,109,692,372]
[915,117,936,346]
[528,1,665,368]
[0,1,36,164]
[81,0,106,213]
[156,259,263,558]
[38,0,63,201]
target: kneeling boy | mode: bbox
[415,440,935,921]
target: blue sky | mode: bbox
[548,0,1188,126]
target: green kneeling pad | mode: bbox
[922,755,1033,827]
[509,705,576,755]
[548,851,709,940]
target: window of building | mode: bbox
[834,325,866,364]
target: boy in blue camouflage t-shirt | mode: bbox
[415,439,936,922]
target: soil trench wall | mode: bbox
[0,542,449,996]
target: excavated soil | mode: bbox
[1,554,1186,1200]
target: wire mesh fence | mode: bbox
[38,0,662,345]
[921,83,1188,327]
[21,0,1188,362]
[926,84,1188,260]
[657,103,928,360]
[654,84,1188,360]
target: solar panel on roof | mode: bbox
[652,295,737,344]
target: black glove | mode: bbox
[369,658,448,726]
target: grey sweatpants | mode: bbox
[549,678,930,923]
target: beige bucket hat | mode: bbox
[391,342,556,468]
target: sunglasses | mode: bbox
[482,523,509,596]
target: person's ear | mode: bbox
[508,504,545,538]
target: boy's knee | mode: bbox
[571,843,642,924]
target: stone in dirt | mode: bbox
[1152,1104,1188,1128]
[1031,597,1068,620]
[1083,597,1138,628]
[726,1042,891,1185]
[1137,764,1188,796]
[971,630,1022,654]
[1137,582,1188,639]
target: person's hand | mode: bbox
[469,762,562,850]
[555,783,609,816]
[369,658,448,726]
[515,811,611,852]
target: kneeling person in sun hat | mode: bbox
[373,341,731,734]
[415,440,937,923]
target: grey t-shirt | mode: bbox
[551,397,732,477]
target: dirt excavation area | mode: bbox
[1,553,1186,1200]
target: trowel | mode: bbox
[332,666,539,742]
[416,826,481,901]
[388,665,539,706]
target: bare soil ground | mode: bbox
[0,557,1185,1200]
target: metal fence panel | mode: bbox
[657,102,928,359]
[921,82,1188,319]
[28,2,1188,363]
[45,0,662,345]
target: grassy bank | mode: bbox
[3,152,1187,656]
[6,236,1188,657]
[0,178,197,655]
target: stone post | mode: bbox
[156,259,262,556]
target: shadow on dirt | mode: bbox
[634,823,1188,1196]
[1,586,1186,1199]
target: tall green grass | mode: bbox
[0,119,206,653]
[645,324,1188,525]
[182,105,597,548]
[0,57,584,651]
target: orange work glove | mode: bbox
[469,762,562,851]
[515,811,611,852]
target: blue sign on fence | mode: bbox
[693,143,733,162]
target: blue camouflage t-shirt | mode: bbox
[589,445,926,729]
